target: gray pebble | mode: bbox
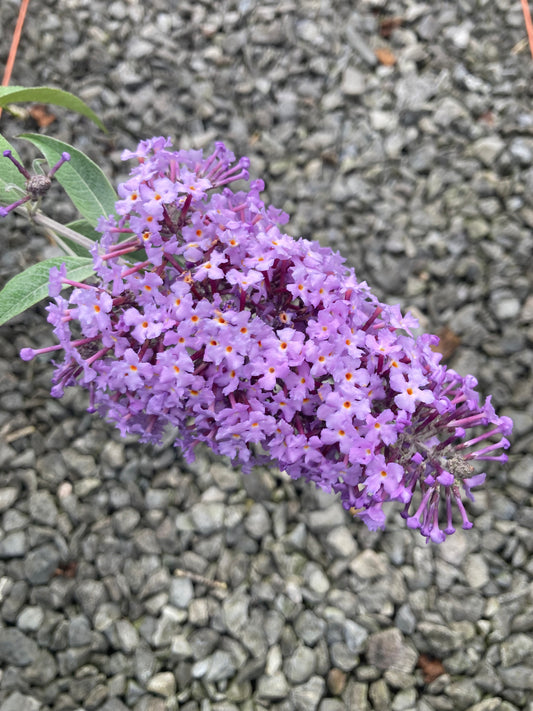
[465,701,503,711]
[344,22,377,67]
[284,644,316,684]
[169,576,194,609]
[0,530,27,558]
[241,619,268,657]
[294,609,326,646]
[329,642,358,672]
[391,687,417,710]
[94,602,121,631]
[500,633,533,667]
[74,580,107,617]
[68,614,92,647]
[211,462,242,491]
[190,501,225,533]
[463,554,490,589]
[21,648,57,686]
[2,508,28,532]
[366,629,418,673]
[318,701,345,711]
[395,603,417,635]
[256,671,290,701]
[445,678,482,707]
[290,675,326,711]
[223,591,250,635]
[16,605,44,632]
[244,502,271,539]
[152,605,184,647]
[114,619,139,653]
[0,692,40,711]
[492,295,521,321]
[344,620,368,653]
[349,549,388,579]
[133,528,160,554]
[470,136,506,166]
[0,628,39,666]
[112,507,141,536]
[498,665,533,689]
[193,649,236,682]
[325,526,357,558]
[1,580,28,622]
[304,563,330,599]
[341,67,366,97]
[28,491,58,526]
[146,671,176,697]
[0,487,19,513]
[170,634,193,660]
[416,622,461,656]
[23,543,60,584]
[508,455,533,489]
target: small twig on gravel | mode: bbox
[3,424,36,443]
[521,0,533,59]
[0,0,31,120]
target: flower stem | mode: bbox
[30,211,98,251]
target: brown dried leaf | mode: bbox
[29,104,57,128]
[432,326,461,362]
[478,110,495,126]
[379,16,404,38]
[375,47,397,66]
[417,654,446,683]
[54,560,78,578]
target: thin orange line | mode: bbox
[0,0,31,119]
[521,0,533,59]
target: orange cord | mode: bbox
[521,0,533,59]
[0,0,31,119]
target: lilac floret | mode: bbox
[49,263,68,297]
[23,137,512,542]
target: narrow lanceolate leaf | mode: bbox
[0,86,106,131]
[19,134,118,227]
[0,133,26,204]
[0,257,94,327]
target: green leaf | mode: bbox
[0,256,94,327]
[63,219,101,257]
[0,86,106,131]
[19,133,118,227]
[0,133,26,205]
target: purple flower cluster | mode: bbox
[22,137,512,542]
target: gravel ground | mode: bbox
[0,0,532,710]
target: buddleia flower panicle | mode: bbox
[20,137,512,542]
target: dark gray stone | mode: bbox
[68,614,93,647]
[0,628,39,667]
[0,531,27,558]
[23,543,60,584]
[74,579,107,616]
[112,507,141,536]
[21,649,57,685]
[294,609,326,646]
[28,490,58,526]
